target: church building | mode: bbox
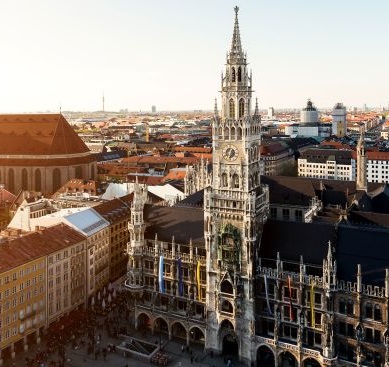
[0,114,97,194]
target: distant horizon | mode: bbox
[1,1,389,113]
[2,104,385,116]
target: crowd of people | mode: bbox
[15,289,132,367]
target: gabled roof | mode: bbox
[176,189,204,208]
[94,194,133,224]
[0,114,90,155]
[336,223,389,285]
[0,223,85,273]
[260,219,334,264]
[261,176,316,206]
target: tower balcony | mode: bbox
[124,278,145,294]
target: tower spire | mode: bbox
[229,6,244,61]
[254,97,259,116]
[356,127,367,191]
[214,98,218,117]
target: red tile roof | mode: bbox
[0,114,90,156]
[367,151,389,160]
[121,156,199,165]
[163,170,186,181]
[0,223,85,273]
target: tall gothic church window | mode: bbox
[229,99,235,119]
[8,169,14,193]
[75,166,82,179]
[238,66,242,82]
[35,169,41,191]
[21,168,28,190]
[231,67,236,82]
[53,168,61,193]
[239,98,245,118]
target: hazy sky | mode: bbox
[0,0,388,113]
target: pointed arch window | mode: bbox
[230,127,236,140]
[229,99,235,119]
[231,67,236,82]
[239,98,245,118]
[21,168,28,190]
[221,299,234,313]
[75,166,82,179]
[232,174,239,188]
[221,173,228,188]
[35,169,41,192]
[237,66,242,82]
[8,169,15,193]
[220,280,233,294]
[53,168,61,193]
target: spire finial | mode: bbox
[229,6,244,60]
[254,97,259,116]
[214,98,218,116]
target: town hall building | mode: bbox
[124,7,389,367]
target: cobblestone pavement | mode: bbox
[5,306,244,367]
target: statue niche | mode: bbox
[218,223,241,270]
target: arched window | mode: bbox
[21,168,28,190]
[365,303,373,318]
[229,99,235,119]
[224,127,229,139]
[35,169,42,192]
[230,127,236,140]
[231,67,236,82]
[52,168,61,193]
[339,298,346,314]
[374,304,381,321]
[221,299,233,313]
[8,169,15,193]
[239,98,245,118]
[221,280,233,294]
[221,173,228,188]
[75,166,82,179]
[237,66,242,82]
[237,127,242,140]
[232,174,239,188]
[347,300,354,316]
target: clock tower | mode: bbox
[204,7,269,365]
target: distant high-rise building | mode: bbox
[267,107,274,118]
[151,105,156,114]
[331,102,347,137]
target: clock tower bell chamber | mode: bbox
[204,7,269,365]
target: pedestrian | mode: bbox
[181,345,184,353]
[191,356,194,364]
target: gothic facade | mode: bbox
[124,8,389,367]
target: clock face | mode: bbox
[222,144,239,161]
